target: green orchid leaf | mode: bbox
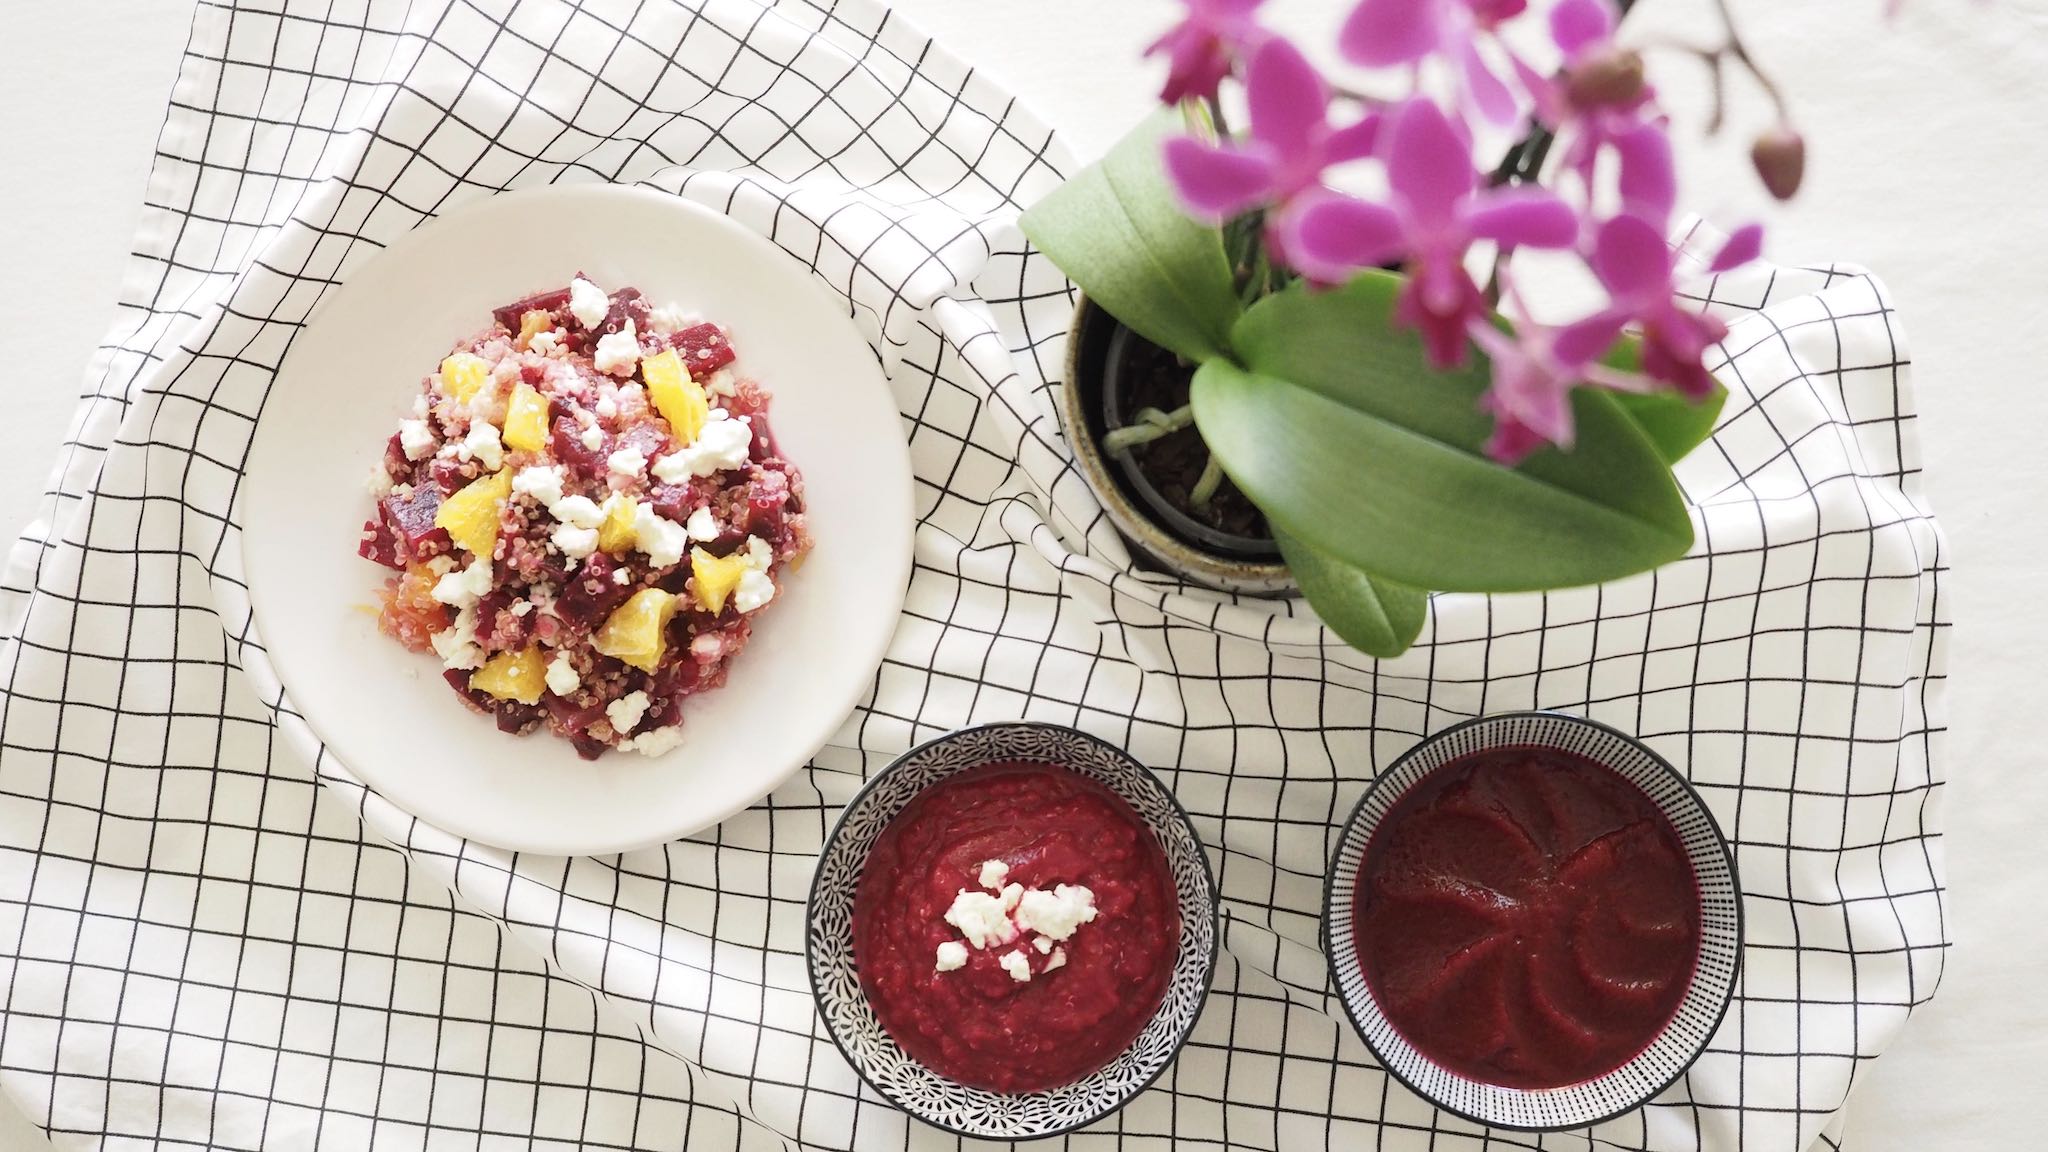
[1190,273,1695,594]
[1018,111,1240,362]
[1274,529,1426,659]
[1601,334,1727,465]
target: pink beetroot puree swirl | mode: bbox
[1353,746,1700,1090]
[853,761,1179,1093]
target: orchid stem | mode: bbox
[1708,0,1792,121]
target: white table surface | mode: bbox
[2,1,2041,1148]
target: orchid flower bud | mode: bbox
[1564,48,1646,110]
[1751,125,1806,200]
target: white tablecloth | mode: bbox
[4,2,2031,1147]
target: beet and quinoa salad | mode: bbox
[357,275,809,759]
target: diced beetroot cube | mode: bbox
[441,667,491,712]
[556,551,633,628]
[743,470,790,539]
[358,518,405,570]
[476,590,534,653]
[550,414,608,481]
[670,323,736,381]
[599,287,648,337]
[383,432,410,477]
[519,361,549,387]
[544,693,613,760]
[647,482,696,525]
[495,703,541,735]
[492,286,571,333]
[618,421,669,461]
[429,456,473,494]
[748,415,780,464]
[378,485,451,563]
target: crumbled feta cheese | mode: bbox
[430,555,493,608]
[1032,935,1054,954]
[510,600,532,617]
[703,367,737,398]
[607,445,647,477]
[1012,884,1097,942]
[733,569,775,614]
[944,890,1019,950]
[461,420,503,471]
[552,523,599,559]
[683,505,720,542]
[366,463,393,497]
[512,464,566,507]
[648,302,696,334]
[595,393,618,419]
[544,653,579,696]
[651,410,751,480]
[529,329,560,356]
[593,320,642,376]
[999,950,1033,983]
[425,554,456,575]
[429,606,483,670]
[605,690,650,736]
[411,394,430,418]
[979,860,1010,890]
[743,534,773,570]
[1044,947,1067,972]
[934,941,969,972]
[612,567,631,585]
[632,504,688,569]
[549,495,605,529]
[398,419,436,460]
[580,423,605,451]
[568,276,609,330]
[621,724,685,757]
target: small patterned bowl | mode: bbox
[806,722,1219,1140]
[1322,711,1743,1132]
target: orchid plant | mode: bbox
[1020,0,1808,658]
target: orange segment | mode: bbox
[643,348,708,445]
[433,468,513,556]
[597,495,638,553]
[439,353,492,403]
[592,588,679,672]
[502,383,551,452]
[690,547,749,615]
[470,645,546,704]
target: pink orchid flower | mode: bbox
[1277,98,1580,367]
[1162,36,1381,228]
[1340,0,1530,125]
[1574,213,1761,398]
[1514,0,1661,198]
[1468,317,1615,463]
[1146,0,1269,104]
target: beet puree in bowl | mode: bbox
[853,761,1180,1092]
[1323,712,1742,1132]
[807,723,1218,1141]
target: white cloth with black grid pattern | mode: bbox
[0,1,1948,1149]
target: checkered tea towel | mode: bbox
[0,1,1948,1149]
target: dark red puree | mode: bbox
[1354,745,1700,1089]
[853,761,1178,1093]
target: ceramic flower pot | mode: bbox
[1058,295,1294,595]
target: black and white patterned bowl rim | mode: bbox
[807,722,1220,1141]
[1321,711,1744,1132]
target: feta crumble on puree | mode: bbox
[851,761,1180,1093]
[357,276,809,759]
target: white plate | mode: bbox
[239,185,912,856]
